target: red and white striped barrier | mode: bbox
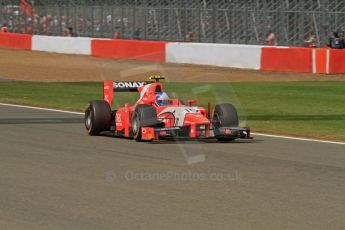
[91,39,167,62]
[0,32,32,50]
[166,43,263,70]
[32,35,92,55]
[0,32,344,74]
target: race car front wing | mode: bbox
[140,126,252,141]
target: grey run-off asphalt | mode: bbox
[0,104,344,230]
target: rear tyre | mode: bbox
[85,100,112,136]
[131,105,158,142]
[213,103,239,142]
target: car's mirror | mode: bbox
[187,99,197,106]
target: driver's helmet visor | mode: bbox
[156,99,171,106]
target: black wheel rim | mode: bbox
[212,112,221,129]
[85,108,92,130]
[132,113,140,135]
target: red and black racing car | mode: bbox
[85,76,252,142]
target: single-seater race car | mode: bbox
[85,76,252,142]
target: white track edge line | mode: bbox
[0,102,84,115]
[1,102,344,145]
[251,132,345,145]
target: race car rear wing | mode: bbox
[103,81,152,106]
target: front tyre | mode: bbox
[85,100,112,135]
[131,105,158,142]
[213,103,239,142]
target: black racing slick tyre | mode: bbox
[213,103,239,141]
[85,100,112,136]
[131,105,158,142]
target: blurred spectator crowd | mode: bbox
[2,4,345,48]
[0,5,130,38]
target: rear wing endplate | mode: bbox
[103,81,152,106]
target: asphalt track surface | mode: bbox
[0,104,344,230]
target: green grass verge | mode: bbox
[0,81,344,141]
